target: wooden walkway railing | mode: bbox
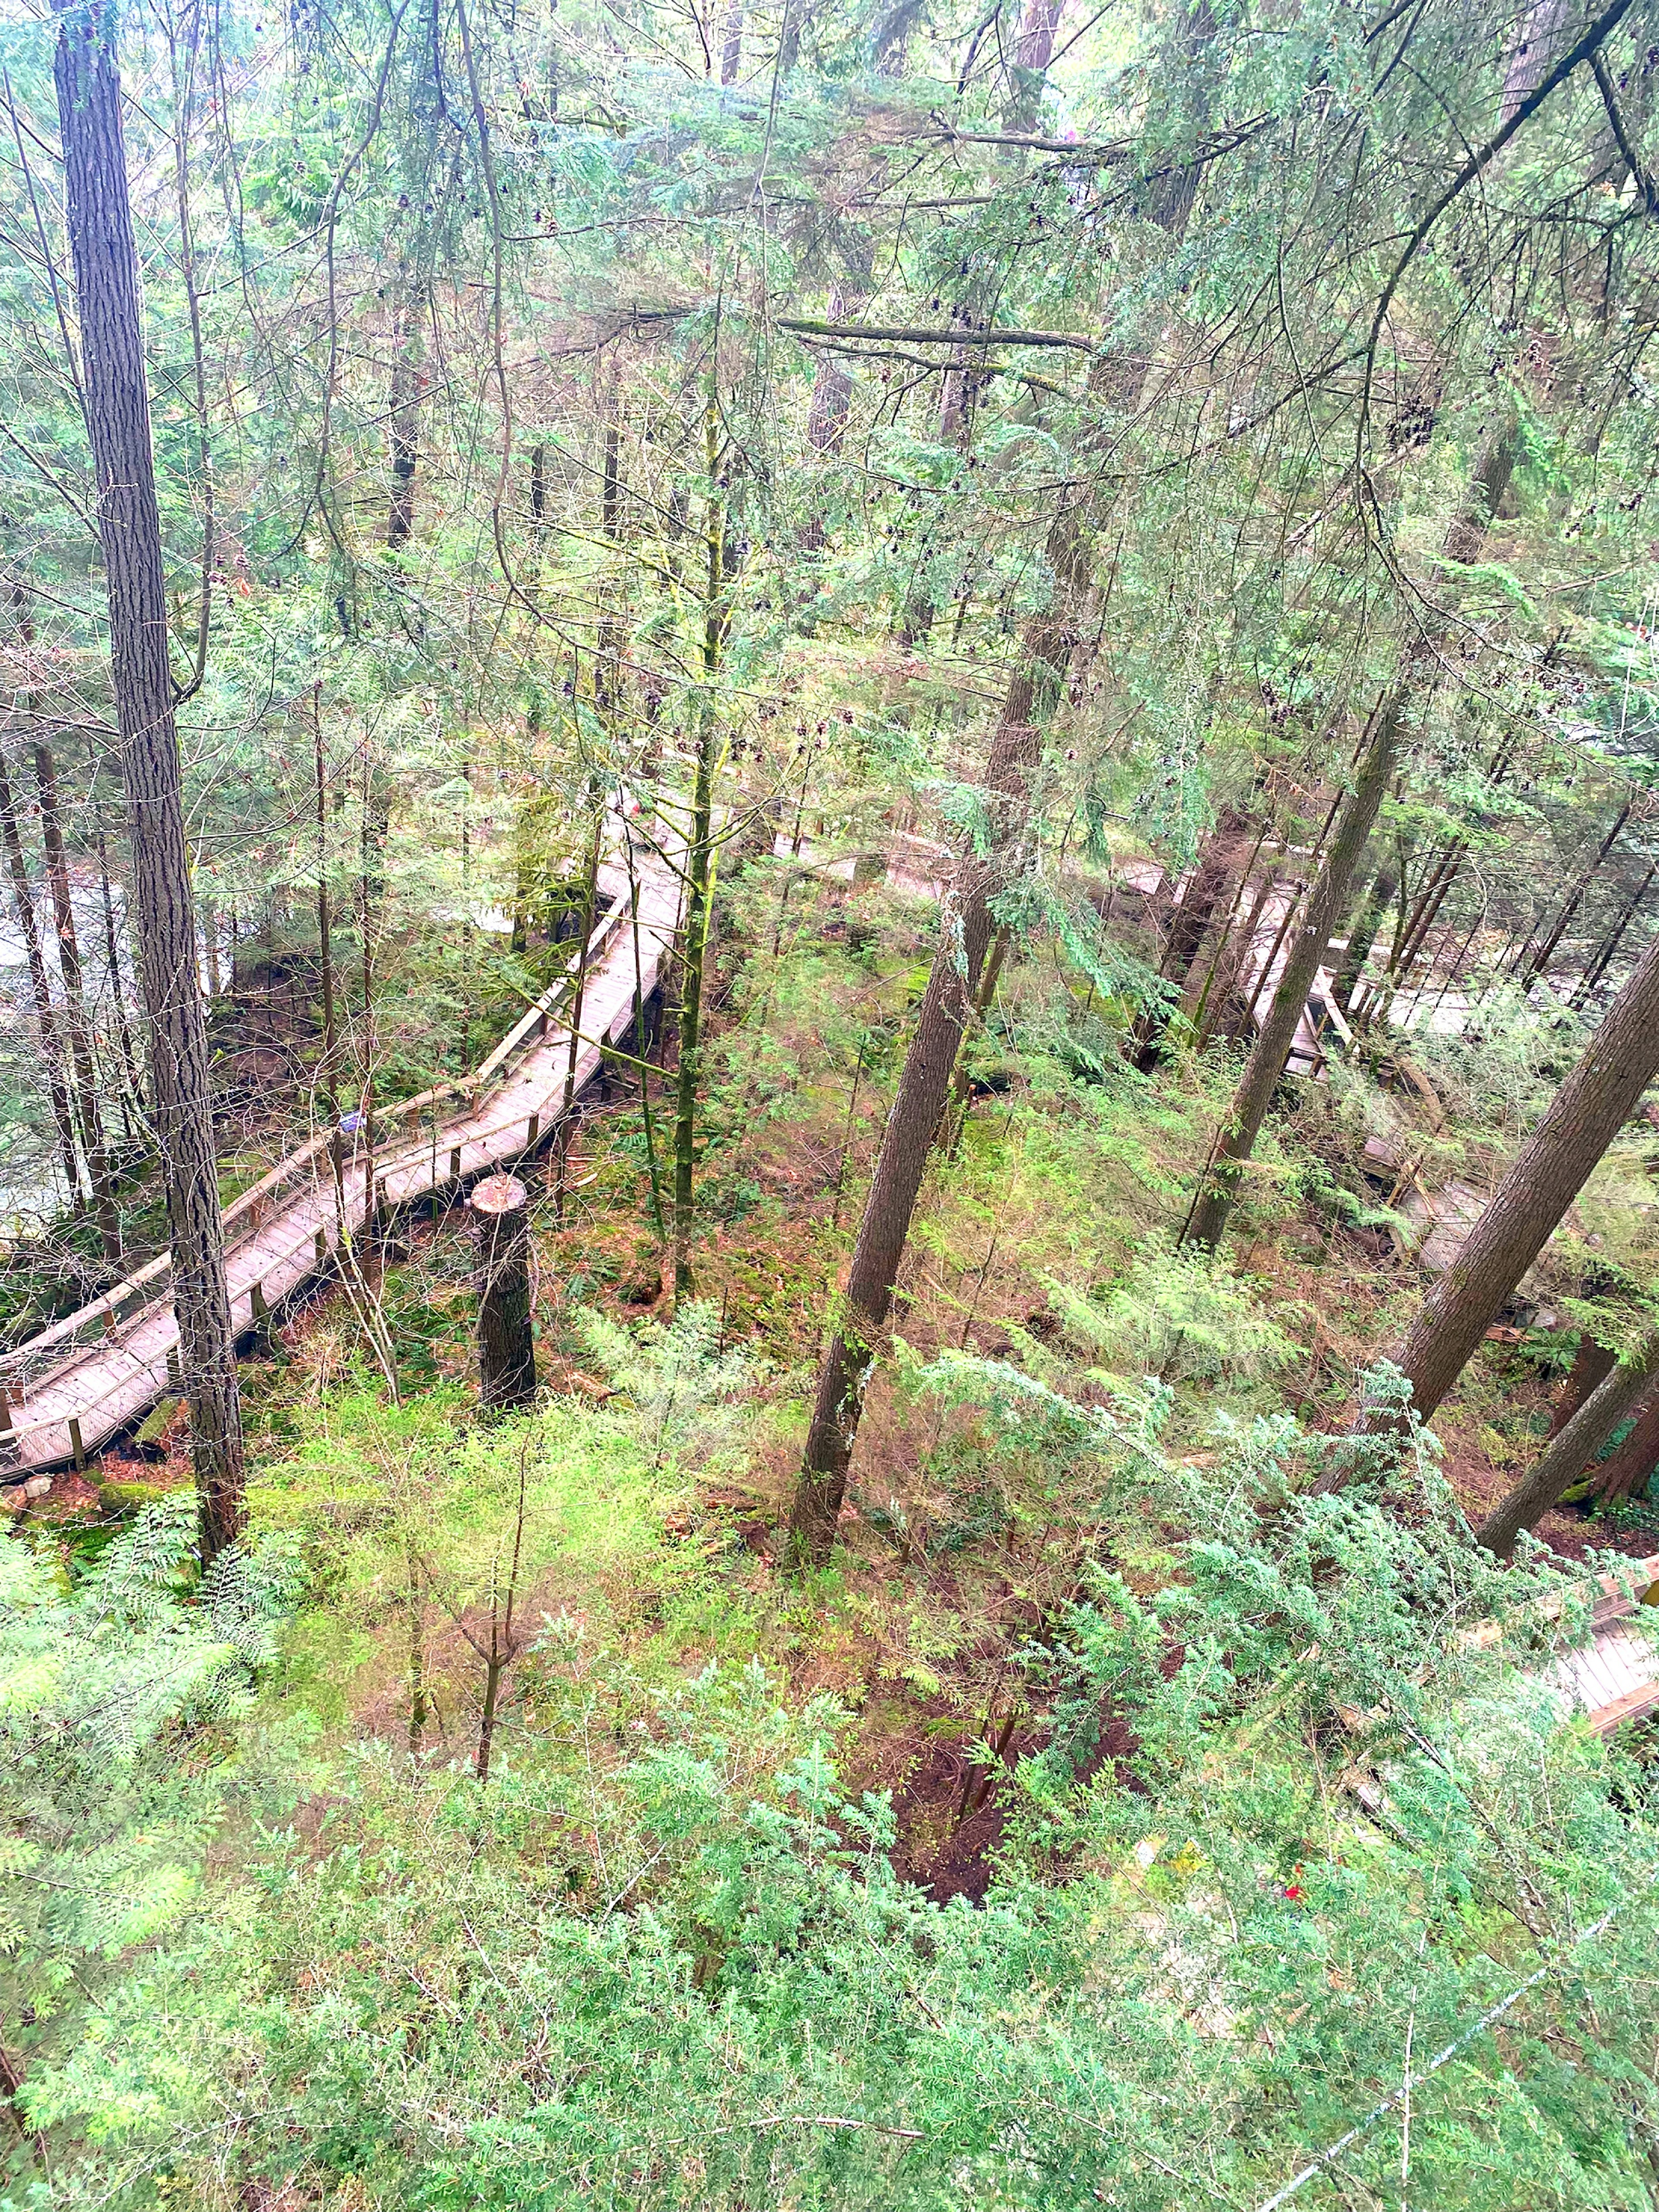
[0,835,681,1481]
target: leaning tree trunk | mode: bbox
[786,506,1090,1568]
[53,0,244,1554]
[1477,1336,1659,1556]
[1359,924,1659,1439]
[1131,805,1250,1069]
[1548,1328,1617,1437]
[1180,424,1520,1257]
[1179,710,1396,1254]
[1587,1379,1659,1504]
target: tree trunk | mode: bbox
[94,823,144,1140]
[406,1547,427,1759]
[553,808,602,1224]
[1516,801,1630,992]
[1180,712,1396,1254]
[1367,925,1659,1434]
[0,750,81,1203]
[718,0,742,82]
[1181,424,1520,1256]
[1333,852,1398,1016]
[385,280,426,552]
[53,0,245,1554]
[1477,1339,1659,1555]
[1131,805,1249,1068]
[1588,1380,1659,1504]
[1571,859,1655,1007]
[787,506,1090,1567]
[33,740,120,1259]
[470,1173,537,1411]
[670,397,729,1302]
[1548,1330,1617,1437]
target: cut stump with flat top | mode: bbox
[470,1174,537,1411]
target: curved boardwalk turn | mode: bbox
[0,833,680,1480]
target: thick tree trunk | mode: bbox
[1367,925,1659,1434]
[1548,1330,1617,1437]
[787,508,1090,1567]
[471,1173,537,1411]
[1588,1381,1659,1503]
[718,0,742,82]
[33,741,119,1258]
[1477,1339,1659,1555]
[53,0,244,1553]
[0,751,81,1203]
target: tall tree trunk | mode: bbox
[1180,425,1520,1255]
[32,740,120,1258]
[0,751,81,1203]
[787,506,1090,1567]
[1131,805,1249,1069]
[1587,1380,1659,1503]
[313,687,344,1230]
[1570,859,1655,1007]
[1359,925,1659,1437]
[1516,801,1631,992]
[718,0,742,82]
[53,1,244,1553]
[1548,1329,1617,1437]
[1477,1337,1659,1555]
[94,823,143,1140]
[1179,716,1396,1254]
[385,280,426,552]
[671,397,728,1302]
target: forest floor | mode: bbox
[22,852,1659,1904]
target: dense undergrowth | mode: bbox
[6,849,1659,2210]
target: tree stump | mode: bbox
[470,1174,537,1412]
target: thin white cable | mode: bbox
[1255,1867,1659,2211]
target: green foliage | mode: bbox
[1042,1248,1307,1385]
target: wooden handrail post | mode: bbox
[69,1416,84,1470]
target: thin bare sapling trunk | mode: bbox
[33,740,120,1258]
[0,750,81,1203]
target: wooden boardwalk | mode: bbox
[1539,1553,1659,1734]
[0,828,680,1484]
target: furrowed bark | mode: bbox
[1587,1381,1659,1504]
[53,0,244,1554]
[1365,925,1659,1436]
[1477,1335,1659,1555]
